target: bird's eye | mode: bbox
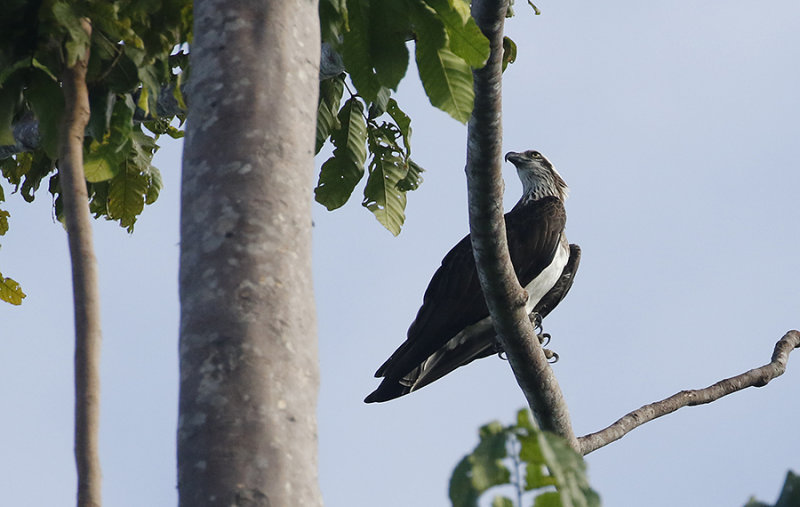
[530,151,541,159]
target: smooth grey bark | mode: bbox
[59,18,103,507]
[466,0,578,449]
[177,1,322,506]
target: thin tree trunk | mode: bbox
[59,18,103,507]
[466,0,577,448]
[178,1,322,506]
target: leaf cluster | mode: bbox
[744,470,800,507]
[315,0,490,235]
[450,409,600,507]
[0,0,190,302]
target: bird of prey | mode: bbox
[365,150,580,403]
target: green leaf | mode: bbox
[369,86,392,119]
[0,272,26,305]
[145,166,162,205]
[0,58,31,88]
[502,36,518,71]
[316,76,345,154]
[320,0,348,44]
[397,159,424,191]
[87,86,115,140]
[449,421,512,507]
[386,98,411,155]
[774,470,800,507]
[0,208,9,235]
[368,1,410,90]
[0,79,20,146]
[2,152,32,187]
[83,96,136,182]
[423,0,490,68]
[108,164,149,232]
[20,151,55,202]
[491,496,515,507]
[51,2,91,66]
[103,51,141,94]
[412,4,475,123]
[24,71,65,159]
[533,491,563,507]
[362,148,408,235]
[315,97,367,210]
[342,0,381,102]
[531,432,600,507]
[749,470,800,507]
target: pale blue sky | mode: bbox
[2,1,799,506]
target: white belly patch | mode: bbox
[523,240,569,313]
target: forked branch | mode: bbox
[578,330,800,455]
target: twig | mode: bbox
[578,330,800,455]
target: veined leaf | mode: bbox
[412,3,475,123]
[315,97,367,210]
[316,76,345,154]
[423,0,490,68]
[342,0,380,102]
[108,164,149,232]
[0,272,26,305]
[416,41,475,123]
[362,149,408,236]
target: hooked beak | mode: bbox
[504,151,520,163]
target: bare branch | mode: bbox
[466,0,577,449]
[579,330,800,455]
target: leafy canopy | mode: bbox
[450,409,600,507]
[0,0,191,303]
[315,0,490,235]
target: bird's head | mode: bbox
[505,150,568,202]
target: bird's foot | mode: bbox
[531,312,543,333]
[543,348,559,363]
[530,312,558,362]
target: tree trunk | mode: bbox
[59,18,103,507]
[177,1,322,506]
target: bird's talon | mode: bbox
[531,312,543,333]
[544,349,559,363]
[538,333,551,346]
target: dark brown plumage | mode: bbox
[365,151,579,403]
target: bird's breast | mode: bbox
[523,238,570,313]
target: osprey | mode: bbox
[365,150,580,403]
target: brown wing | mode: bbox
[364,197,566,403]
[407,242,581,393]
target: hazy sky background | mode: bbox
[2,1,799,506]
